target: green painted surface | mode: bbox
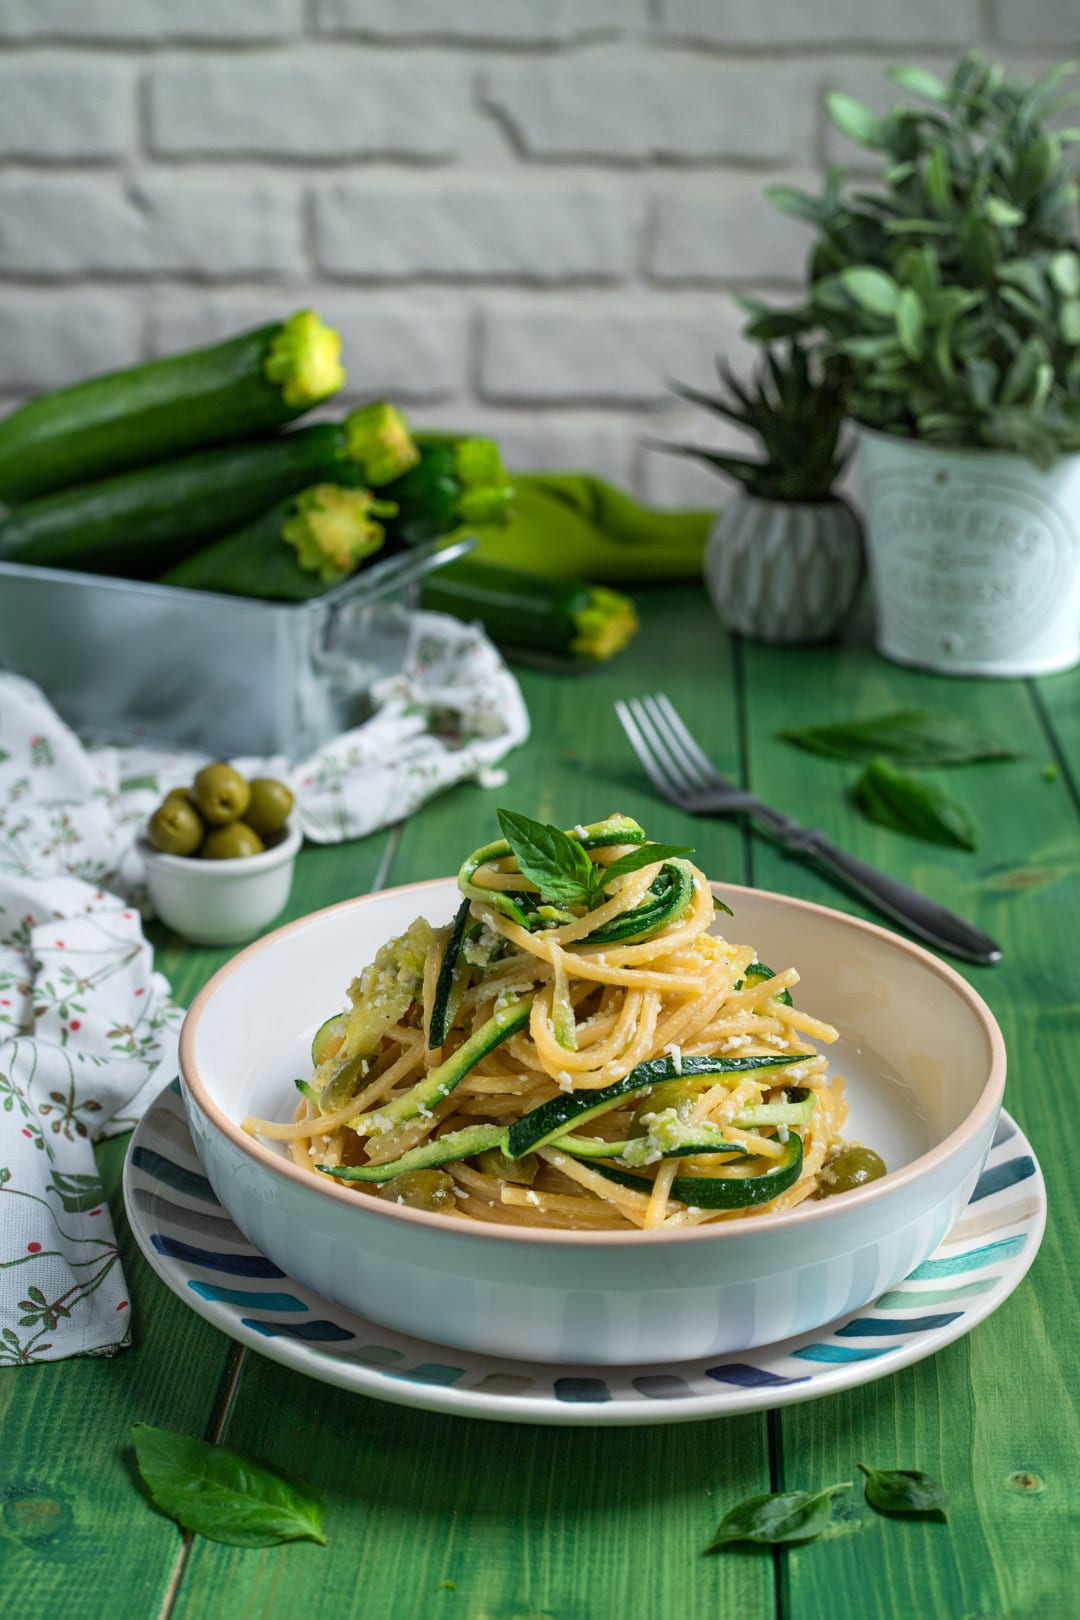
[3,587,1076,1620]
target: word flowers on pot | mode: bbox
[655,341,862,644]
[748,53,1080,677]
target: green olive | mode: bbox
[377,1169,456,1212]
[161,786,195,808]
[192,762,251,826]
[147,799,204,857]
[632,1080,694,1131]
[816,1146,887,1198]
[476,1148,538,1186]
[245,777,295,839]
[200,822,265,861]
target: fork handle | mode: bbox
[778,826,1002,966]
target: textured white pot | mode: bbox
[703,494,864,644]
[857,429,1080,677]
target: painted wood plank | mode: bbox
[174,1362,769,1620]
[1033,664,1080,802]
[0,831,395,1617]
[0,1135,233,1617]
[166,590,777,1620]
[738,639,1080,1619]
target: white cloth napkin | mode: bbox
[0,611,528,1364]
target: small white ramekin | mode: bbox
[141,822,302,947]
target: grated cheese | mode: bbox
[721,1035,752,1052]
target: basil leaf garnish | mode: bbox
[132,1424,328,1548]
[853,758,976,850]
[704,1481,855,1551]
[497,809,596,907]
[780,710,1014,767]
[596,843,694,894]
[497,809,693,910]
[859,1464,950,1520]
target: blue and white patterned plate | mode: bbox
[123,1082,1045,1427]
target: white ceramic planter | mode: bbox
[703,493,864,643]
[857,429,1080,676]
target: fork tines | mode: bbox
[615,693,733,806]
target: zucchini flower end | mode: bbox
[454,437,515,527]
[283,483,396,584]
[569,585,640,661]
[264,310,346,409]
[344,403,421,485]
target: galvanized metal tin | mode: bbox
[0,540,470,760]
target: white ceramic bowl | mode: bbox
[142,822,302,947]
[179,878,1006,1365]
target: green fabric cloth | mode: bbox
[468,471,714,585]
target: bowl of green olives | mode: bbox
[141,763,301,947]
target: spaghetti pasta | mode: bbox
[244,812,878,1229]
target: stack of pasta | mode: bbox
[245,813,857,1231]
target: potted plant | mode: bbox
[748,53,1080,677]
[655,340,863,643]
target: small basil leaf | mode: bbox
[496,809,595,907]
[595,844,694,896]
[705,1482,854,1552]
[859,1464,950,1520]
[779,710,1014,767]
[131,1424,328,1548]
[853,758,977,850]
[713,895,734,917]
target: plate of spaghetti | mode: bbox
[178,810,1007,1366]
[245,812,868,1230]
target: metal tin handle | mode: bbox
[317,535,477,657]
[318,534,476,612]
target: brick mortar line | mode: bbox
[0,271,800,295]
[0,40,1032,66]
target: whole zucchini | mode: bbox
[0,423,372,580]
[160,483,396,602]
[420,558,639,661]
[384,435,514,547]
[0,309,346,505]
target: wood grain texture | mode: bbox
[0,1134,233,1615]
[740,639,1080,1620]
[167,590,776,1620]
[5,588,1077,1620]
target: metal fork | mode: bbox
[615,693,1002,966]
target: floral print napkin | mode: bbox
[0,611,528,1364]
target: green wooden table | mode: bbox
[3,586,1075,1620]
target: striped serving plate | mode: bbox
[123,1082,1045,1427]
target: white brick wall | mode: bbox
[0,2,1072,508]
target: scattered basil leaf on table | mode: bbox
[496,809,693,910]
[131,1423,328,1548]
[704,1482,857,1552]
[859,1464,950,1521]
[853,759,977,851]
[779,711,1014,768]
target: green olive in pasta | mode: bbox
[377,1169,457,1212]
[631,1080,694,1130]
[816,1146,887,1196]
